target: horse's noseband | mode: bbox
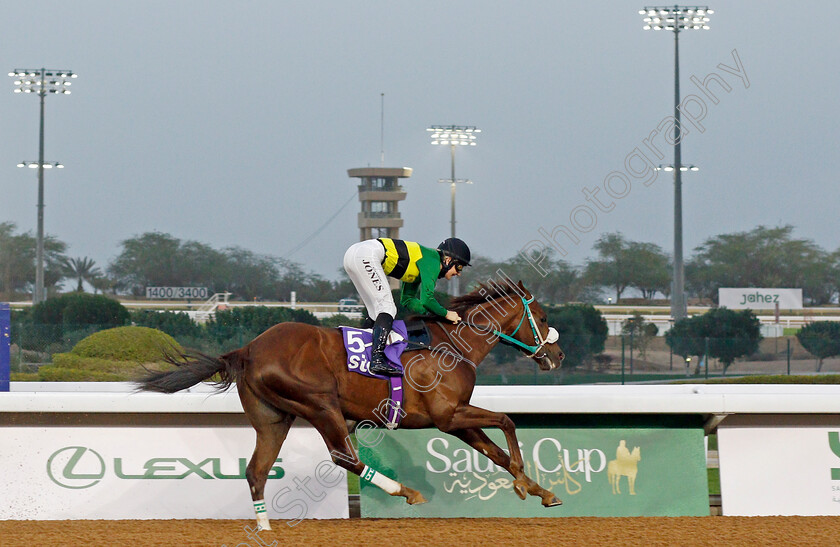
[492,297,559,359]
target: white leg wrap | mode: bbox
[361,465,401,495]
[254,499,271,531]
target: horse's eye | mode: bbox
[540,317,547,322]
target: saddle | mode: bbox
[337,319,432,430]
[402,318,431,350]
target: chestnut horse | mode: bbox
[139,278,565,529]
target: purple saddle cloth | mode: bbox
[339,320,409,429]
[339,320,409,379]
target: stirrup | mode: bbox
[370,354,402,377]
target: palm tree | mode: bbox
[62,256,103,292]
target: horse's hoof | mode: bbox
[542,496,563,507]
[406,492,428,505]
[513,480,527,500]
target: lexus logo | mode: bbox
[47,446,105,489]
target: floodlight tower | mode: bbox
[9,68,77,303]
[639,6,712,321]
[427,125,480,296]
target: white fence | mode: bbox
[3,383,840,517]
[6,382,840,415]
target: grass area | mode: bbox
[348,472,360,495]
[708,468,720,496]
[475,372,688,385]
[674,374,840,384]
[478,372,840,385]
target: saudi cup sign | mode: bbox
[719,288,803,310]
[359,427,708,517]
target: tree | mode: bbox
[666,308,762,374]
[796,322,840,372]
[544,304,608,370]
[626,242,670,300]
[130,309,203,339]
[622,312,659,359]
[206,306,319,350]
[825,248,840,305]
[459,248,585,305]
[585,233,671,302]
[109,232,185,295]
[61,257,103,292]
[0,222,68,299]
[19,293,130,350]
[0,222,31,299]
[585,233,632,302]
[568,303,608,356]
[180,241,229,291]
[664,317,706,366]
[686,225,831,305]
[109,231,360,302]
[221,246,284,301]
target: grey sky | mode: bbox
[2,1,837,282]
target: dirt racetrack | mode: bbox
[2,517,840,546]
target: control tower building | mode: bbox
[347,167,412,241]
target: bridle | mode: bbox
[461,296,559,360]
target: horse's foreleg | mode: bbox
[451,427,561,507]
[436,405,560,507]
[312,402,427,506]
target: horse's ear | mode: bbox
[516,280,532,298]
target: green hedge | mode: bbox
[34,326,183,382]
[15,294,130,351]
[51,353,137,373]
[70,326,181,362]
[130,310,203,339]
[38,367,126,382]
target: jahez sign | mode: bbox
[718,288,803,310]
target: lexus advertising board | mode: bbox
[0,426,347,520]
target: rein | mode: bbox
[449,296,560,359]
[408,295,559,367]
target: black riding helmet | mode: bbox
[437,237,471,267]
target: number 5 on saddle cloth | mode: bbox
[338,320,430,429]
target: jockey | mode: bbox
[343,237,471,376]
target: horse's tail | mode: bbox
[137,348,247,394]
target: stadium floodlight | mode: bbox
[656,164,699,172]
[639,7,711,321]
[428,125,480,297]
[10,67,77,304]
[427,125,480,146]
[18,161,63,169]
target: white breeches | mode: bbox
[343,240,397,318]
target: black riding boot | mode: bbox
[369,313,400,377]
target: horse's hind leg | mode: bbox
[240,381,296,531]
[451,428,561,507]
[309,397,427,506]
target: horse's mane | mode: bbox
[411,280,525,323]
